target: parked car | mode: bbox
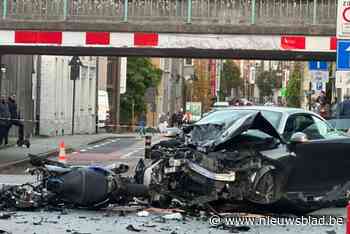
[163,127,182,138]
[328,117,350,134]
[212,101,230,108]
[146,106,350,213]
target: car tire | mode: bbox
[248,170,283,205]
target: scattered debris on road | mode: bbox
[162,213,183,221]
[126,224,145,232]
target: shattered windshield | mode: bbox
[191,110,257,144]
[196,109,282,129]
[190,109,283,146]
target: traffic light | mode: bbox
[69,56,83,81]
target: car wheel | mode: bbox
[248,170,282,205]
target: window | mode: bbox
[184,58,193,66]
[283,114,345,141]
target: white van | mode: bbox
[98,90,110,128]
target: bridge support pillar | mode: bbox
[2,0,7,19]
[251,0,256,25]
[313,0,317,24]
[123,0,128,22]
[63,0,68,20]
[187,0,192,24]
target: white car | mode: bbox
[164,127,181,137]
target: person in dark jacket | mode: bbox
[337,95,350,118]
[7,95,24,145]
[0,95,10,146]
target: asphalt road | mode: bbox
[0,209,345,234]
[0,135,163,175]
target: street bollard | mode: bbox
[145,135,152,159]
[347,201,350,234]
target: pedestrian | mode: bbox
[171,112,177,127]
[137,113,146,137]
[7,95,25,146]
[0,95,10,146]
[337,95,350,118]
[330,97,339,118]
[176,109,184,128]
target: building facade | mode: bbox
[37,56,97,136]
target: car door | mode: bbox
[283,113,350,194]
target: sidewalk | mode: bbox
[0,133,139,167]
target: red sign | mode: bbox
[15,31,62,44]
[134,33,159,47]
[280,36,306,50]
[86,32,110,45]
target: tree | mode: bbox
[286,65,302,108]
[221,60,242,99]
[256,70,279,98]
[120,58,162,125]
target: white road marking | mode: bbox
[120,149,142,159]
[80,149,87,152]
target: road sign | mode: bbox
[336,40,350,70]
[337,0,350,38]
[308,61,328,71]
[315,81,323,91]
[336,70,350,88]
[312,81,325,93]
[69,56,83,80]
[310,70,329,82]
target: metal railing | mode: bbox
[0,0,337,25]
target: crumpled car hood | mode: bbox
[190,112,284,151]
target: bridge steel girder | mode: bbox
[0,46,336,61]
[0,31,337,61]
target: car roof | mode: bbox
[214,106,314,115]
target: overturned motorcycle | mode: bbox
[0,155,148,210]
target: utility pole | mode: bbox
[115,58,120,133]
[216,59,222,102]
[95,56,99,134]
[109,57,120,133]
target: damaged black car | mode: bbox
[142,107,350,212]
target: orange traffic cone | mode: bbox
[58,141,67,163]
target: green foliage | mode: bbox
[120,58,162,125]
[221,60,242,98]
[286,66,302,108]
[256,70,280,98]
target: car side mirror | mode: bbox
[290,132,309,144]
[287,132,308,152]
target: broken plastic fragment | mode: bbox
[162,213,183,220]
[137,211,150,217]
[126,224,145,232]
